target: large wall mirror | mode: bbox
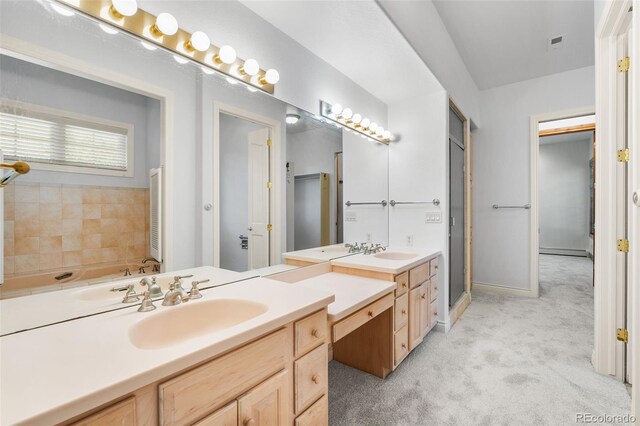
[0,0,389,335]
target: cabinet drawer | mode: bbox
[238,370,290,426]
[294,344,328,414]
[295,310,327,357]
[332,293,393,342]
[430,300,439,330]
[394,325,409,367]
[193,401,237,426]
[394,292,408,332]
[159,329,288,426]
[430,258,439,277]
[295,394,328,426]
[408,286,423,350]
[409,262,430,288]
[430,278,438,302]
[394,271,409,297]
[72,397,136,426]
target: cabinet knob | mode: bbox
[311,328,319,338]
[402,283,407,288]
[312,374,320,384]
[401,343,407,349]
[367,311,373,317]
[421,294,426,299]
[244,419,255,426]
[401,309,406,314]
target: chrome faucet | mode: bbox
[140,277,163,298]
[126,290,156,312]
[362,243,386,255]
[345,243,363,253]
[142,257,161,272]
[162,275,194,306]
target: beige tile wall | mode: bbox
[4,183,150,275]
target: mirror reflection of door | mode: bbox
[219,113,270,272]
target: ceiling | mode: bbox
[240,0,442,104]
[433,0,595,90]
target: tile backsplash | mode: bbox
[4,183,150,275]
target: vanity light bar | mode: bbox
[54,0,280,94]
[320,101,394,144]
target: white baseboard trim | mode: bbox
[472,282,536,298]
[435,320,451,333]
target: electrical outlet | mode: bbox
[406,235,413,246]
[345,212,357,222]
[425,211,442,223]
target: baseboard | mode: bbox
[449,292,471,326]
[472,282,536,297]
[435,320,451,333]
[539,248,588,257]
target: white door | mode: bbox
[247,128,270,269]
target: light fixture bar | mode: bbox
[55,0,278,94]
[320,101,394,144]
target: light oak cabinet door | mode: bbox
[238,370,290,426]
[72,397,136,426]
[394,292,409,331]
[294,344,327,414]
[393,325,409,366]
[193,401,237,426]
[420,284,430,338]
[394,271,409,297]
[408,286,423,350]
[295,310,326,357]
[294,395,328,426]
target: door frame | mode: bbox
[212,102,282,268]
[594,0,636,390]
[448,99,472,323]
[529,107,595,299]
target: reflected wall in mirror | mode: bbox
[0,53,162,299]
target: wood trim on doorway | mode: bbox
[539,123,596,137]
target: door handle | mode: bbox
[248,226,253,231]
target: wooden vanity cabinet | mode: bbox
[68,309,329,426]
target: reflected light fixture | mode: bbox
[239,58,260,76]
[286,113,300,124]
[185,31,210,52]
[201,66,215,75]
[110,0,138,18]
[151,12,178,36]
[173,55,189,64]
[226,77,239,85]
[141,41,157,51]
[214,45,237,65]
[51,3,75,16]
[99,23,118,34]
[260,69,280,85]
[320,101,394,144]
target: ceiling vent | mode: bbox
[549,34,565,50]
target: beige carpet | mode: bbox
[328,255,630,425]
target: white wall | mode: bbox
[0,53,160,188]
[472,66,595,290]
[287,125,342,248]
[378,0,481,125]
[219,114,265,272]
[342,131,389,246]
[388,90,450,327]
[539,136,592,252]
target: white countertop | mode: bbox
[293,272,395,323]
[330,247,442,274]
[0,266,248,336]
[0,277,334,425]
[281,244,355,264]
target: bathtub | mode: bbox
[0,261,156,299]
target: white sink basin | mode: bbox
[374,252,418,261]
[128,299,268,349]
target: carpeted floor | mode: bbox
[328,255,630,425]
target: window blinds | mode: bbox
[0,102,129,171]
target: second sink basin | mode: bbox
[374,252,418,260]
[128,299,268,350]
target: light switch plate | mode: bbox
[425,211,442,223]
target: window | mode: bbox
[0,99,133,176]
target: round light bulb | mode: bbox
[369,122,378,132]
[217,45,237,65]
[383,130,392,140]
[376,127,385,136]
[201,66,215,75]
[141,41,157,51]
[360,118,371,129]
[342,108,353,120]
[173,55,189,64]
[155,12,178,36]
[187,31,210,52]
[263,69,280,85]
[52,3,75,16]
[99,23,118,34]
[241,58,260,76]
[352,113,362,124]
[226,77,238,85]
[111,0,137,17]
[331,104,343,115]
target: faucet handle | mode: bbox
[189,279,210,300]
[134,291,156,312]
[174,274,194,282]
[122,284,140,303]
